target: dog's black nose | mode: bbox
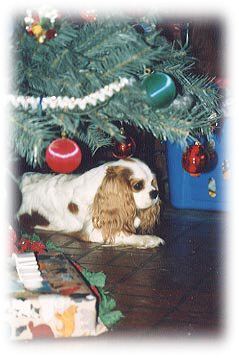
[150,190,159,200]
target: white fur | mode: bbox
[17,158,164,248]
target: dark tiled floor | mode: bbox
[35,207,226,339]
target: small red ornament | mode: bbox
[31,241,46,254]
[46,138,82,173]
[26,26,34,36]
[182,143,209,176]
[45,28,57,40]
[24,9,59,43]
[18,238,32,252]
[112,135,136,159]
[18,238,46,253]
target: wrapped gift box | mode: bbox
[5,253,107,340]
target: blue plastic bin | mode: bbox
[166,123,228,211]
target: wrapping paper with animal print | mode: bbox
[5,253,107,339]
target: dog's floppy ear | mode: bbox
[137,200,161,234]
[92,166,137,243]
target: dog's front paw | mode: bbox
[137,235,165,249]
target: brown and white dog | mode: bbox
[17,158,164,248]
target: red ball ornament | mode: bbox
[46,28,57,40]
[112,136,136,159]
[182,143,209,176]
[46,138,82,173]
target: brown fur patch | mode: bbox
[68,202,79,214]
[137,200,161,234]
[92,165,136,243]
[19,211,50,232]
[106,166,133,180]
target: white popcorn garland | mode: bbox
[8,77,134,111]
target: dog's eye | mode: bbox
[133,181,144,191]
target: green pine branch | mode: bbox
[10,13,221,167]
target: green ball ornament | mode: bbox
[142,72,177,108]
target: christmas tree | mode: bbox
[8,8,221,171]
